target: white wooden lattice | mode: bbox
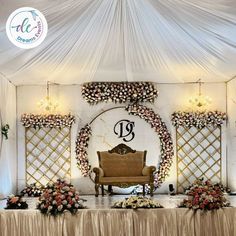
[176,126,221,193]
[25,127,71,186]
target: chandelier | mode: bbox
[37,81,58,113]
[189,79,212,109]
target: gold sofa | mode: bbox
[93,143,156,197]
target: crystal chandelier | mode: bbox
[37,81,58,113]
[189,79,212,109]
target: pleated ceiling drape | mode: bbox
[0,0,236,84]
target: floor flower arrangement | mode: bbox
[20,183,44,197]
[5,195,28,209]
[37,179,85,216]
[179,179,230,210]
[112,196,163,209]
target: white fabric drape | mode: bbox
[1,208,236,236]
[0,77,16,197]
[0,0,236,85]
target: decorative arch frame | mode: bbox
[75,104,174,187]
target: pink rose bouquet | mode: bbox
[5,195,28,209]
[179,179,230,210]
[37,179,85,216]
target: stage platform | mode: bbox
[1,195,236,236]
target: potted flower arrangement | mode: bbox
[179,179,230,210]
[20,183,44,197]
[112,196,163,209]
[37,179,85,216]
[5,195,28,209]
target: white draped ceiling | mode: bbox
[0,0,236,85]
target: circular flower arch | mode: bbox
[75,104,174,187]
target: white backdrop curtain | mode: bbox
[0,0,236,85]
[0,77,16,197]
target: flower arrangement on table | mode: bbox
[5,195,28,209]
[37,179,85,216]
[20,183,44,197]
[111,196,163,209]
[179,179,230,210]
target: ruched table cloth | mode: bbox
[1,208,236,236]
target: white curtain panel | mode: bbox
[0,77,16,197]
[0,0,236,85]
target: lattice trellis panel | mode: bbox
[25,127,71,186]
[176,126,222,193]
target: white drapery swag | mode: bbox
[0,77,14,197]
[0,0,236,85]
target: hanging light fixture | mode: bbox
[37,81,59,113]
[189,79,212,109]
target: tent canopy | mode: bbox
[0,0,236,85]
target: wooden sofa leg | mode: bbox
[102,185,104,196]
[143,185,145,196]
[95,184,99,197]
[108,185,113,195]
[150,183,154,197]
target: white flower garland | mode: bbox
[126,104,174,187]
[82,82,158,104]
[172,111,227,128]
[75,124,92,176]
[21,114,75,129]
[112,196,163,209]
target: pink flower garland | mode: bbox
[21,114,75,129]
[172,111,226,129]
[126,104,174,187]
[82,82,158,104]
[75,124,92,176]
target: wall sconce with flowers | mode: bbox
[189,79,212,110]
[37,81,59,113]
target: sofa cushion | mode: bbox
[99,176,149,184]
[98,151,145,177]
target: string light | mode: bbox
[37,81,59,113]
[189,79,212,109]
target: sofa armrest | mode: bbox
[93,167,104,177]
[142,166,156,176]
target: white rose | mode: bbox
[67,204,71,208]
[58,205,63,211]
[62,200,67,205]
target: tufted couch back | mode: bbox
[97,151,147,177]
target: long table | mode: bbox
[1,207,236,236]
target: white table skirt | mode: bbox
[1,208,236,236]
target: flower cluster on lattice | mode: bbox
[21,114,75,129]
[172,111,226,129]
[82,82,158,104]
